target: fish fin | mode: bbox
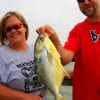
[47,50,54,63]
[63,69,71,79]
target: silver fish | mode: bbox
[34,34,70,100]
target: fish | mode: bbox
[34,34,70,100]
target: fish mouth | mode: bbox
[34,35,46,54]
[38,35,45,41]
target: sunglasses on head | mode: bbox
[77,0,85,3]
[5,23,23,33]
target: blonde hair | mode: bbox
[0,11,29,45]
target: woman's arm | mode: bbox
[0,84,42,100]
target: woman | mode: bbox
[0,11,46,100]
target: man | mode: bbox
[36,0,100,100]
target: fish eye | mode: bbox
[39,36,44,41]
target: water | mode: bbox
[46,62,74,100]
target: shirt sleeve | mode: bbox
[0,55,4,83]
[0,51,10,84]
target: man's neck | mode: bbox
[88,15,100,23]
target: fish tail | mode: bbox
[55,94,65,100]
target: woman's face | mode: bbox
[5,15,27,45]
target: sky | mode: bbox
[0,0,86,44]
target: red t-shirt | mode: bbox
[64,18,100,100]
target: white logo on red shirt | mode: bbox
[90,30,99,42]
